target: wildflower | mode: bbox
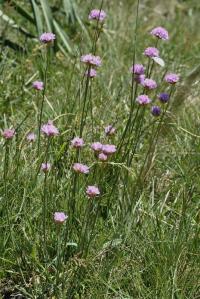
[41,162,51,172]
[150,27,169,40]
[91,142,102,152]
[158,93,170,103]
[2,129,15,140]
[40,32,56,43]
[41,121,59,137]
[98,152,108,161]
[165,73,180,84]
[151,106,161,117]
[102,144,116,155]
[32,81,44,91]
[135,74,145,85]
[85,68,97,78]
[81,54,101,67]
[105,125,116,136]
[144,47,159,58]
[89,9,106,22]
[73,163,89,174]
[86,185,100,198]
[143,78,157,90]
[54,212,68,224]
[130,64,145,75]
[71,137,84,149]
[136,95,151,105]
[27,132,36,142]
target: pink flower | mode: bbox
[136,95,151,105]
[86,185,100,198]
[89,9,106,22]
[73,163,89,174]
[32,81,44,91]
[165,73,180,84]
[143,78,157,90]
[54,212,68,224]
[105,125,116,136]
[81,54,101,67]
[41,162,51,172]
[40,32,56,43]
[91,142,103,152]
[144,47,159,58]
[41,121,59,137]
[2,129,15,140]
[102,144,116,155]
[130,64,145,75]
[85,68,97,78]
[27,132,36,142]
[71,137,84,149]
[135,74,145,85]
[98,152,108,161]
[150,27,169,40]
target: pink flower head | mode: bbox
[105,125,116,136]
[85,68,97,78]
[102,144,116,155]
[73,163,89,174]
[71,137,84,149]
[86,185,100,198]
[40,32,56,43]
[54,212,68,224]
[130,64,145,75]
[150,27,169,40]
[41,121,59,137]
[91,142,103,152]
[41,162,51,173]
[135,74,145,85]
[165,73,180,84]
[2,129,15,140]
[98,152,108,161]
[143,78,157,90]
[89,9,106,22]
[81,54,101,67]
[27,132,36,142]
[136,95,151,105]
[144,47,159,58]
[32,81,44,91]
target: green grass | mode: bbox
[0,0,200,298]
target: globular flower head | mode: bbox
[73,163,89,174]
[40,32,56,43]
[158,93,170,103]
[41,162,51,172]
[165,73,180,84]
[144,47,159,58]
[54,212,68,224]
[81,54,101,67]
[86,185,100,198]
[85,68,97,78]
[98,152,108,161]
[151,106,161,117]
[136,94,151,105]
[41,121,59,137]
[2,129,15,140]
[71,137,84,149]
[143,78,157,90]
[32,81,44,91]
[89,9,106,22]
[91,142,102,152]
[135,74,145,85]
[105,125,116,136]
[130,64,145,75]
[150,27,169,40]
[27,132,36,142]
[102,144,116,155]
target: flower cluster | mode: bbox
[89,9,106,22]
[81,54,102,67]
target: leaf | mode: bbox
[39,0,53,32]
[30,0,43,36]
[11,1,35,24]
[152,56,165,67]
[53,19,72,54]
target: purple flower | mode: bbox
[81,54,101,67]
[85,68,97,78]
[135,74,145,85]
[41,162,51,173]
[89,9,106,22]
[144,47,159,58]
[98,152,108,161]
[54,212,68,224]
[165,73,180,84]
[143,78,157,90]
[158,93,170,103]
[151,106,161,117]
[130,64,145,75]
[41,121,59,137]
[102,144,116,155]
[150,27,169,40]
[71,137,84,149]
[73,163,89,174]
[40,32,56,43]
[136,95,151,105]
[2,129,15,140]
[105,125,116,136]
[86,186,100,198]
[27,132,36,142]
[91,142,102,152]
[32,81,44,91]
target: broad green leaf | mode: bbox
[30,0,43,35]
